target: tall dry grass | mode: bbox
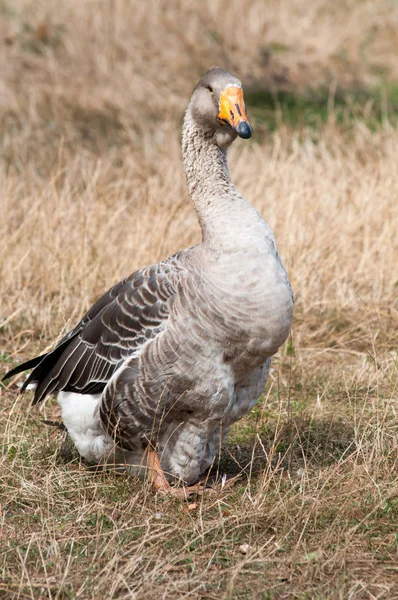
[2,0,398,598]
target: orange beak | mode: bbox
[218,86,252,139]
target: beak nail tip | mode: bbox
[237,121,252,139]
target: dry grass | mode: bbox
[2,1,398,598]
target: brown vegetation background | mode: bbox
[1,1,398,598]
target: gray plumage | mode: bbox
[3,67,294,485]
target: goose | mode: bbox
[3,67,294,496]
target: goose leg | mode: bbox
[146,449,171,494]
[146,450,212,498]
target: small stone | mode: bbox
[239,543,252,555]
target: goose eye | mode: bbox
[207,85,213,94]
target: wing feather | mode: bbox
[4,259,185,404]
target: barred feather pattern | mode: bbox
[4,68,294,485]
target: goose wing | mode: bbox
[3,259,183,404]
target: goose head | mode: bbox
[188,66,252,148]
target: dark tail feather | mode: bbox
[2,353,48,383]
[32,378,59,405]
[41,419,67,431]
[2,329,82,404]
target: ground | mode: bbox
[1,1,398,598]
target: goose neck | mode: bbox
[182,112,241,233]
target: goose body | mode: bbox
[4,68,294,487]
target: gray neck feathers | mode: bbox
[182,109,263,253]
[182,110,256,251]
[182,111,233,201]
